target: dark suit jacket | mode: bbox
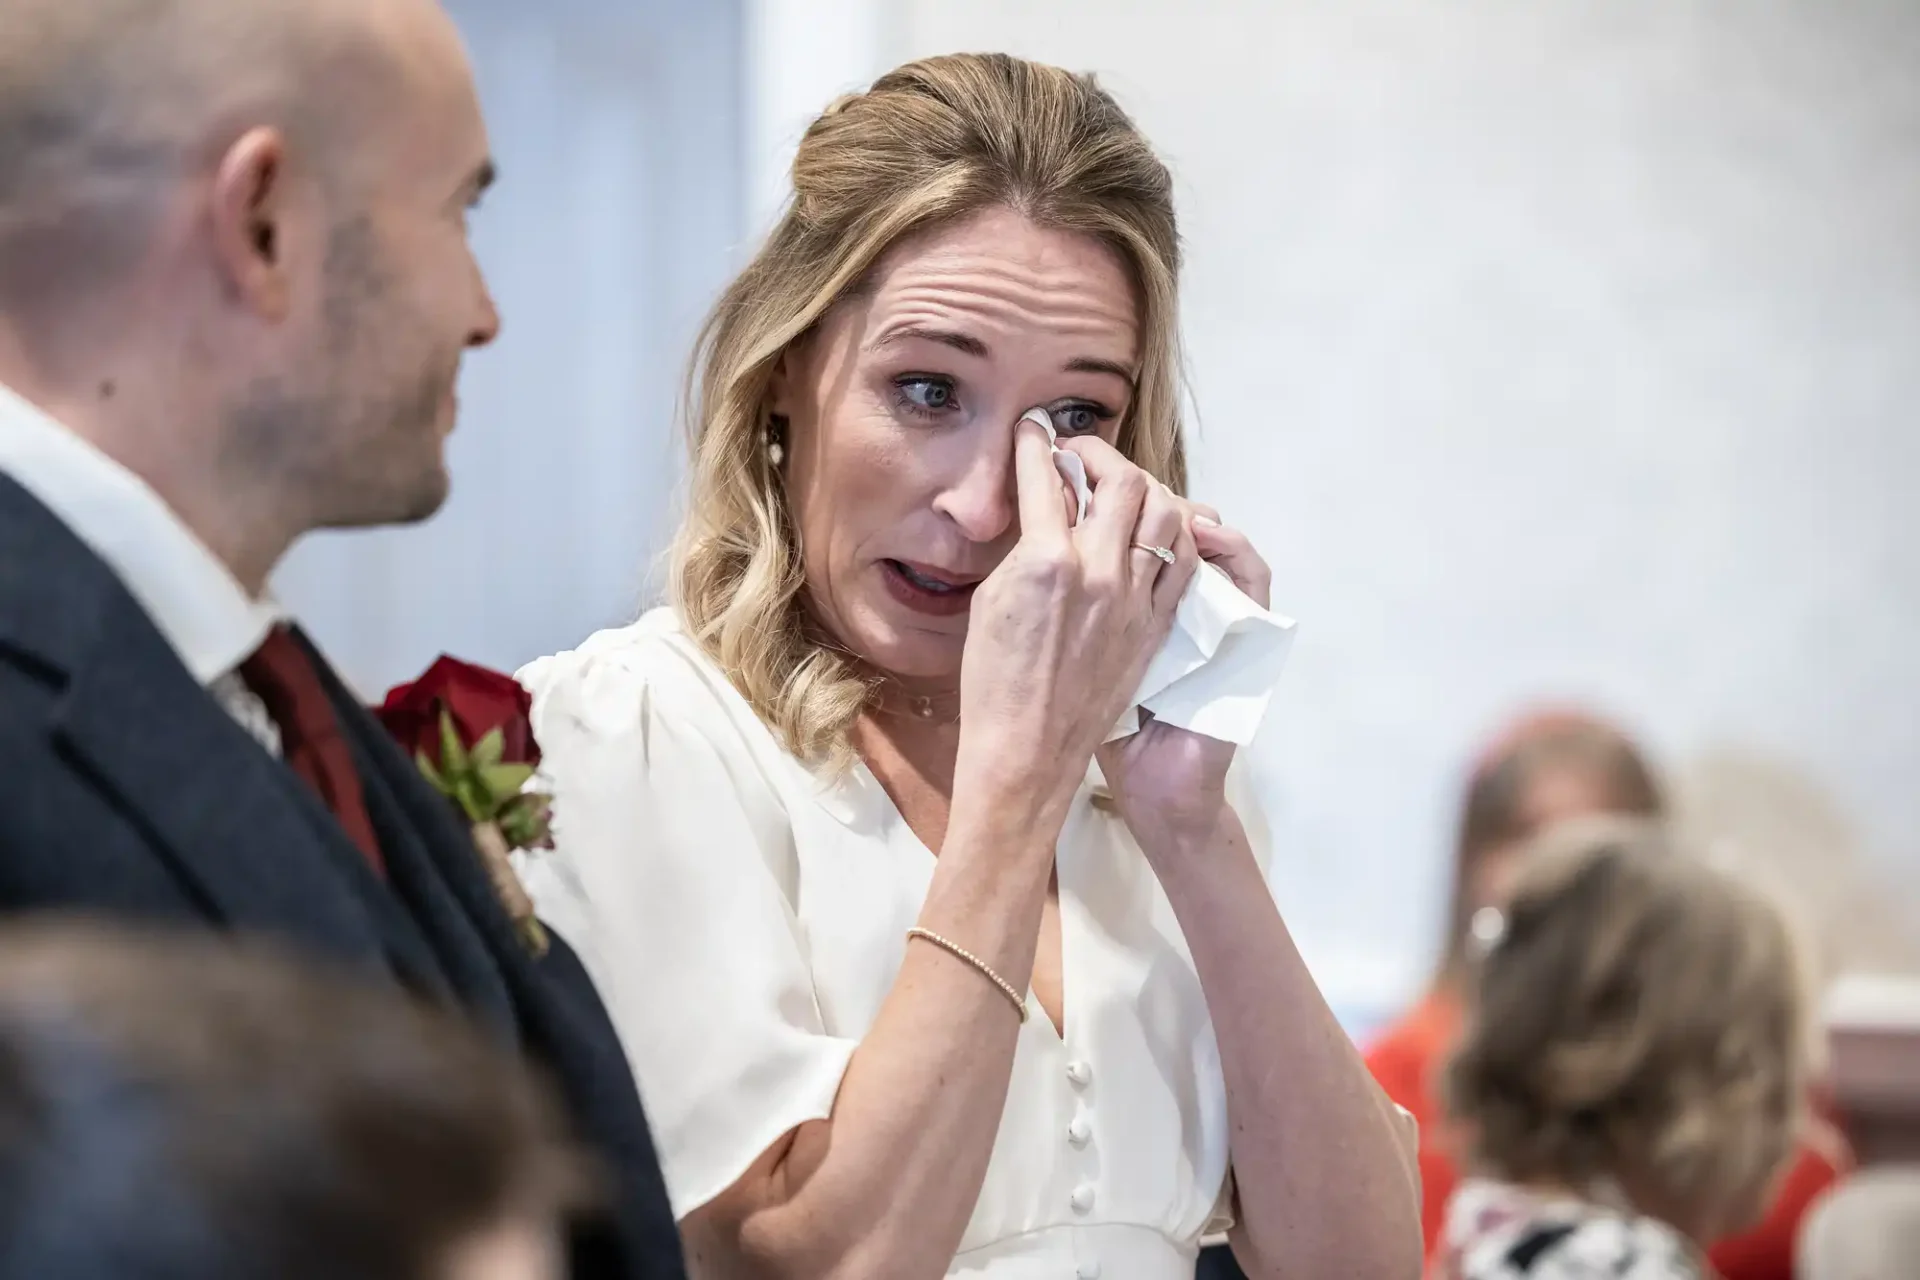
[0,474,685,1279]
[1196,1245,1249,1280]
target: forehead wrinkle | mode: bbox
[898,251,1123,312]
[867,261,1136,360]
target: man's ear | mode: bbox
[207,126,294,319]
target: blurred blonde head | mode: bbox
[1445,816,1810,1241]
[671,52,1186,765]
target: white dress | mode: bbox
[517,608,1282,1280]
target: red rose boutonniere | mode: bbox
[377,656,552,956]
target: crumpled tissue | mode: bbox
[1020,406,1297,745]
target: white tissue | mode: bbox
[1018,407,1297,745]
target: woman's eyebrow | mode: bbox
[1065,355,1138,386]
[871,324,990,357]
[873,325,1138,387]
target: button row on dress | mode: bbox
[1066,1059,1097,1246]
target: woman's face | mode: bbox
[770,206,1141,682]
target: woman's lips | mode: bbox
[880,559,980,617]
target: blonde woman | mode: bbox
[516,52,1419,1280]
[1436,818,1810,1280]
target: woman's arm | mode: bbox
[1053,438,1420,1278]
[1148,804,1423,1280]
[683,769,1056,1280]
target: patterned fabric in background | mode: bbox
[1434,1180,1706,1280]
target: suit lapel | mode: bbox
[306,631,518,1035]
[343,704,519,1037]
[316,642,680,1265]
[253,753,459,1001]
[50,588,392,961]
[0,480,454,991]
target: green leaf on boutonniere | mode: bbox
[478,762,535,802]
[438,709,470,775]
[497,793,553,853]
[470,726,505,769]
[404,704,553,848]
[452,772,492,825]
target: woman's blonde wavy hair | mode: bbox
[1445,817,1811,1235]
[671,52,1186,765]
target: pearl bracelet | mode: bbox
[905,927,1029,1023]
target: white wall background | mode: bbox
[274,0,745,697]
[877,0,1920,1019]
[282,0,1920,1027]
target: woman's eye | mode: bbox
[1050,403,1110,436]
[895,376,958,414]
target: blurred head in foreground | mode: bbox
[1444,818,1809,1263]
[0,921,592,1280]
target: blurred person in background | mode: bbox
[1362,711,1844,1280]
[0,1,680,1273]
[1437,817,1810,1280]
[0,921,591,1280]
[519,52,1419,1280]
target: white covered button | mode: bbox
[1076,1260,1102,1279]
[1066,1059,1093,1087]
[1069,1183,1096,1214]
[1067,1115,1092,1147]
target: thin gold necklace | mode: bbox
[873,684,961,726]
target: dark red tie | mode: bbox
[241,624,386,877]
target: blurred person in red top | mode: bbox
[1363,709,1848,1280]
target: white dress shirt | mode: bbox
[517,609,1285,1280]
[0,380,283,752]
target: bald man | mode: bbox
[0,2,683,1276]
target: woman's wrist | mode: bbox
[953,733,1084,836]
[1127,800,1257,903]
[1113,789,1231,859]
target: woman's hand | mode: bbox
[956,417,1197,824]
[1048,439,1275,855]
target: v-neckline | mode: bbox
[850,756,1072,1043]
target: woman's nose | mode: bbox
[930,438,1017,544]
